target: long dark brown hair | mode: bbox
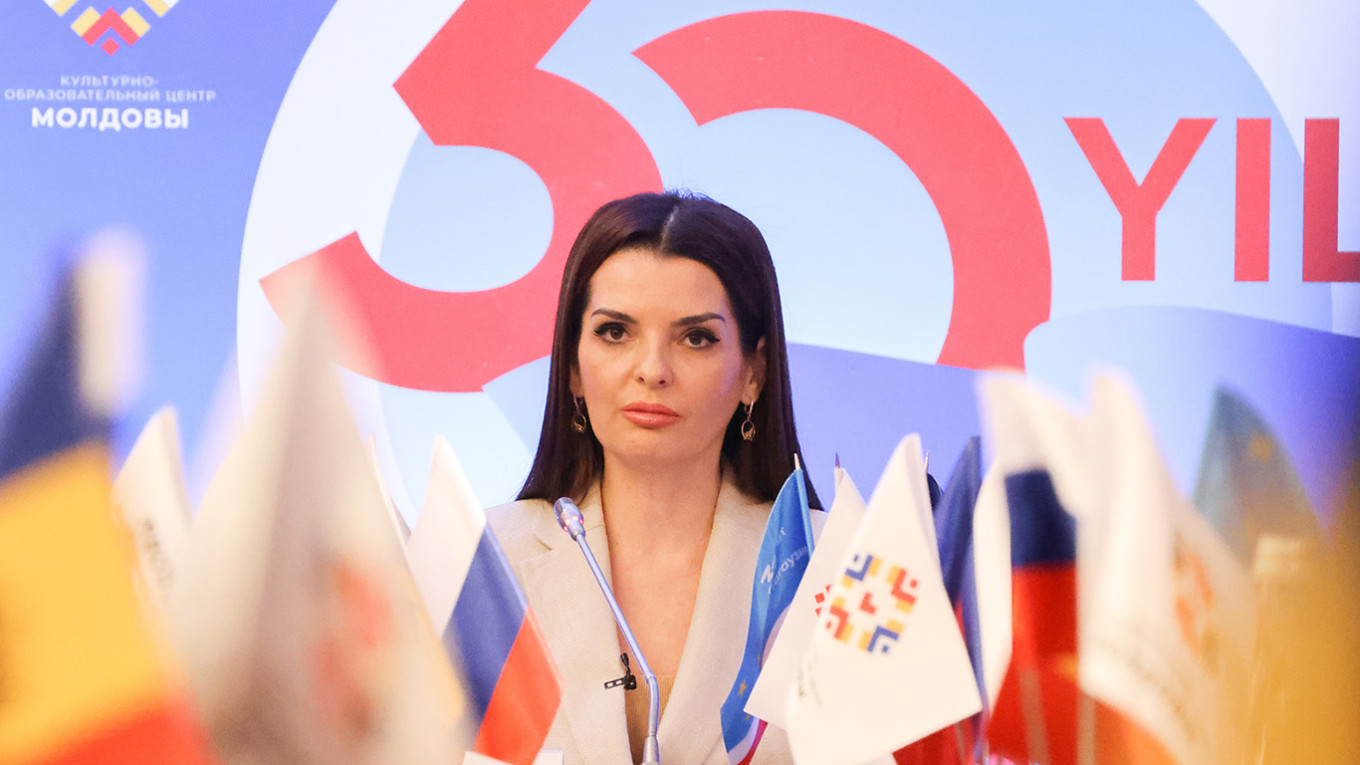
[517,190,819,509]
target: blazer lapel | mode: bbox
[515,488,632,765]
[657,479,769,765]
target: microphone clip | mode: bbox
[604,652,638,691]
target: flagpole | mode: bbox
[950,722,968,765]
[1077,692,1095,765]
[1018,668,1051,765]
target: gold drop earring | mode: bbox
[572,396,589,434]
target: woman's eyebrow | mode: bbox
[674,312,726,327]
[589,308,636,322]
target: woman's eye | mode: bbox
[594,323,627,342]
[683,329,719,348]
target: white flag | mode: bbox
[365,436,411,546]
[405,436,486,631]
[111,406,192,621]
[747,464,869,728]
[172,302,466,765]
[787,435,981,765]
[1079,375,1254,765]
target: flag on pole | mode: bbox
[0,262,215,765]
[1079,376,1255,765]
[787,435,981,765]
[980,374,1256,765]
[112,406,194,621]
[987,465,1081,765]
[1193,387,1320,565]
[722,458,815,765]
[970,462,1013,719]
[0,274,103,477]
[979,376,1087,765]
[405,436,563,765]
[935,439,984,633]
[894,437,986,764]
[747,461,868,730]
[173,299,464,765]
[365,435,411,545]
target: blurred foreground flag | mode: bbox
[1081,377,1255,765]
[894,437,986,765]
[1193,387,1321,564]
[406,437,561,765]
[365,436,411,545]
[112,407,194,621]
[0,265,214,764]
[986,458,1081,765]
[977,376,1085,765]
[748,461,869,730]
[980,375,1255,765]
[722,458,815,765]
[173,302,465,765]
[788,435,980,765]
[979,376,1133,765]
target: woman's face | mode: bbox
[572,247,765,471]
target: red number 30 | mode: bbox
[262,1,1050,391]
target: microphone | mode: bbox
[553,497,661,765]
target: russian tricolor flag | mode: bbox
[406,437,562,765]
[977,376,1084,765]
[987,467,1080,765]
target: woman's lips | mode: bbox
[621,402,680,428]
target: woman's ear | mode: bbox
[569,364,582,399]
[744,337,767,403]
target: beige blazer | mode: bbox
[487,478,822,765]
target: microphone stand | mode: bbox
[554,498,661,765]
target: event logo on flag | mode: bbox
[1172,535,1219,672]
[787,435,980,765]
[813,584,831,614]
[823,553,920,654]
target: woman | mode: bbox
[488,191,822,765]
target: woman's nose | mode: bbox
[635,340,671,387]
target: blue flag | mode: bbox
[0,271,104,476]
[721,462,814,765]
[1193,387,1320,564]
[934,437,985,715]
